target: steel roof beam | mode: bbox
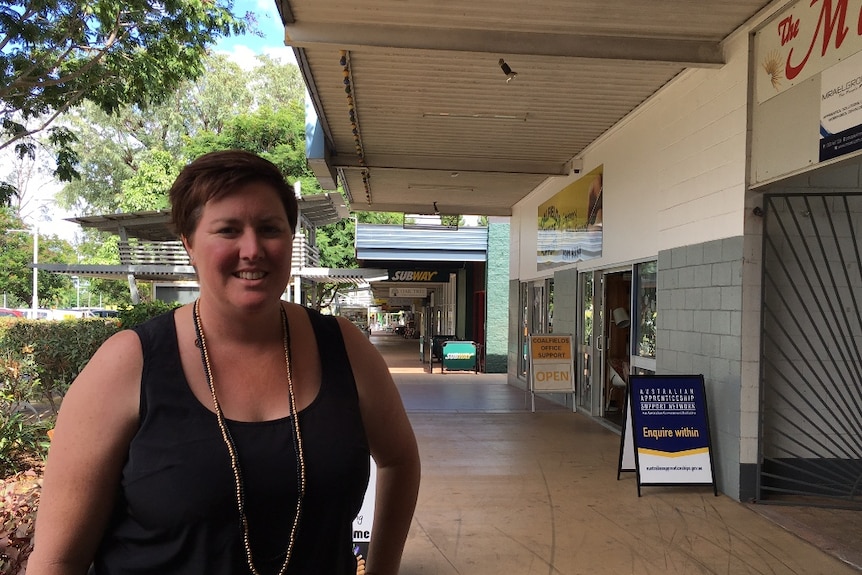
[284,23,724,67]
[333,154,571,175]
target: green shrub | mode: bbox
[118,300,181,328]
[0,413,51,479]
[0,301,179,481]
[0,348,53,478]
[0,350,41,414]
[0,319,120,411]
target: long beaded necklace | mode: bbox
[192,299,306,575]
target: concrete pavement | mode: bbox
[371,332,862,574]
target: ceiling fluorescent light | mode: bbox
[407,184,474,192]
[422,112,526,121]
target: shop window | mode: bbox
[632,261,657,368]
[578,272,595,410]
[519,282,529,378]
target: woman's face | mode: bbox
[183,181,294,313]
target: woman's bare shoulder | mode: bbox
[61,328,143,416]
[87,328,143,372]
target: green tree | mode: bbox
[183,102,311,178]
[308,211,404,310]
[42,50,402,312]
[0,181,15,206]
[53,102,139,214]
[0,0,248,182]
[250,54,306,109]
[1,145,56,217]
[0,208,74,307]
[74,230,136,307]
[54,53,298,216]
[118,149,179,213]
[39,236,77,307]
[357,212,407,226]
[185,54,255,136]
[315,211,402,271]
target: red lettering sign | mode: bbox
[785,0,852,80]
[778,15,800,44]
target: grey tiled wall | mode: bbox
[657,236,744,498]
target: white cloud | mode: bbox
[217,44,258,70]
[217,43,297,70]
[262,45,298,66]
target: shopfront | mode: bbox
[517,261,657,428]
[508,0,862,506]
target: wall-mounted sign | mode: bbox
[389,287,427,298]
[754,0,862,104]
[388,270,450,282]
[627,374,717,497]
[819,49,862,161]
[536,166,603,271]
[528,334,575,412]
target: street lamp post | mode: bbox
[31,224,38,313]
[71,275,79,308]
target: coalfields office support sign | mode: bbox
[529,335,574,393]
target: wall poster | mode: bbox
[536,166,603,271]
[628,374,717,496]
[820,49,862,161]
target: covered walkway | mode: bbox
[371,332,862,574]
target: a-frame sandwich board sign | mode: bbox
[617,388,636,479]
[627,374,718,497]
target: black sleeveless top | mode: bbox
[91,307,370,574]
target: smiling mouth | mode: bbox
[235,271,266,280]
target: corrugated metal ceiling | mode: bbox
[276,0,778,217]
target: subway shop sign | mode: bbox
[528,335,574,393]
[388,269,452,282]
[441,340,478,372]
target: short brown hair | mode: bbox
[169,150,299,240]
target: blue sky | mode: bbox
[213,0,296,67]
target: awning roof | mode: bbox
[298,192,351,226]
[69,211,176,241]
[38,263,196,282]
[38,264,389,286]
[355,224,488,264]
[65,192,351,240]
[277,0,773,216]
[299,267,389,285]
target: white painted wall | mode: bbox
[512,32,750,281]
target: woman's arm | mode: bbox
[339,318,421,575]
[27,330,143,575]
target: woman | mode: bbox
[28,150,421,575]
